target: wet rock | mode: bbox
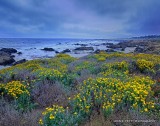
[30,48,36,49]
[55,50,59,53]
[41,48,55,51]
[107,44,122,49]
[0,48,17,54]
[17,52,22,55]
[11,55,15,58]
[92,44,99,46]
[121,47,126,51]
[61,49,71,53]
[74,47,94,51]
[105,49,116,52]
[13,59,27,66]
[74,43,88,46]
[118,42,136,47]
[134,46,145,53]
[0,51,15,65]
[94,49,101,53]
[102,43,114,46]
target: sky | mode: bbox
[0,0,160,39]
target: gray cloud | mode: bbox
[126,0,160,35]
[0,0,159,38]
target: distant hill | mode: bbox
[132,35,160,39]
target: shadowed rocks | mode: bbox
[74,47,94,51]
[13,59,27,66]
[0,51,15,65]
[0,48,17,54]
[41,48,55,51]
[61,49,71,53]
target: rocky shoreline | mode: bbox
[0,39,160,68]
[0,48,27,66]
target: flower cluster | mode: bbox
[39,105,65,125]
[33,68,63,81]
[55,53,77,64]
[94,51,133,61]
[0,81,29,99]
[136,59,155,71]
[111,61,128,70]
[93,52,160,64]
[46,60,68,73]
[70,76,155,117]
[99,61,129,78]
[134,53,160,64]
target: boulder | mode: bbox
[102,43,114,46]
[17,52,22,55]
[105,49,116,52]
[94,49,101,54]
[61,49,71,53]
[107,44,122,49]
[134,47,145,53]
[0,51,15,65]
[74,43,87,46]
[55,50,59,53]
[121,47,126,51]
[0,48,17,54]
[74,47,94,51]
[41,48,55,51]
[13,59,27,66]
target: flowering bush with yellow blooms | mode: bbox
[97,56,106,62]
[33,68,63,81]
[70,76,155,117]
[101,61,129,72]
[25,63,42,71]
[111,61,128,71]
[0,81,29,99]
[94,51,133,61]
[39,105,67,126]
[55,53,77,64]
[39,104,86,126]
[46,59,68,73]
[0,52,159,125]
[136,59,155,72]
[99,61,129,79]
[0,81,34,111]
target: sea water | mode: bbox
[0,38,119,69]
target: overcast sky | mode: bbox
[0,0,160,38]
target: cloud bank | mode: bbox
[0,0,159,38]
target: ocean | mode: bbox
[0,38,119,69]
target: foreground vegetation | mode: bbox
[0,52,160,126]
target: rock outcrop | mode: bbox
[61,49,71,53]
[13,59,27,66]
[0,51,15,65]
[74,47,94,51]
[0,48,17,54]
[41,48,55,51]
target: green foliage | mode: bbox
[0,52,160,125]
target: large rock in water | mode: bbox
[0,48,17,54]
[0,51,15,65]
[74,47,94,51]
[107,44,122,49]
[41,48,55,51]
[61,49,71,53]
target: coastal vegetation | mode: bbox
[0,52,160,126]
